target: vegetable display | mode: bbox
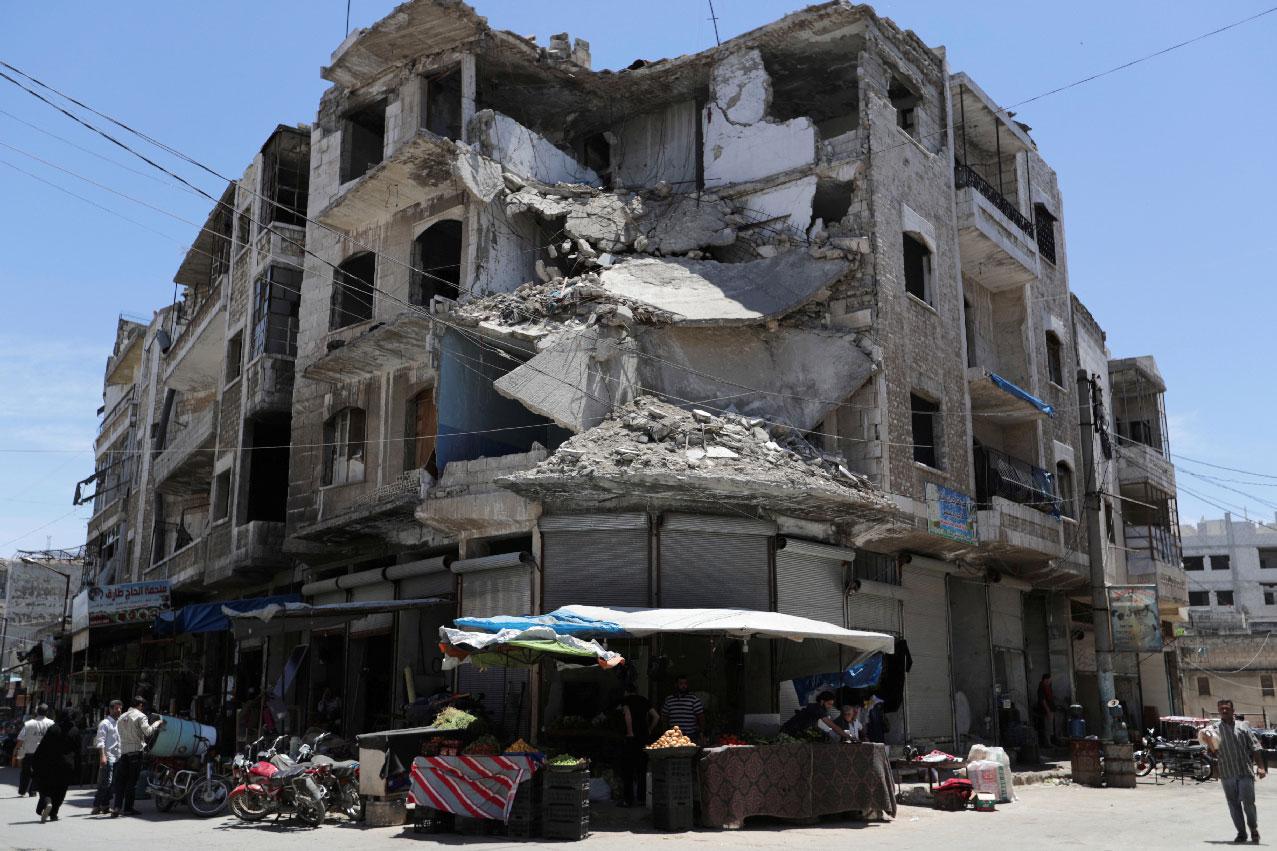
[716,733,748,746]
[463,735,501,755]
[547,753,584,767]
[431,706,477,730]
[647,726,695,750]
[505,738,538,754]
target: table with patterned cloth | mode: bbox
[698,742,896,829]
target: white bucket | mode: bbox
[148,715,218,757]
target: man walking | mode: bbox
[110,696,164,817]
[91,701,122,815]
[13,704,53,797]
[1211,698,1266,844]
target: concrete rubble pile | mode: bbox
[452,276,676,331]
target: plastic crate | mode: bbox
[544,784,590,806]
[545,801,589,823]
[652,800,694,832]
[412,806,454,834]
[455,815,498,836]
[543,815,590,841]
[543,768,590,789]
[650,757,695,781]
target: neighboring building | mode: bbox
[1178,515,1277,719]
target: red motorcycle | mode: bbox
[228,736,329,827]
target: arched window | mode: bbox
[330,252,375,330]
[1055,462,1075,519]
[411,220,462,305]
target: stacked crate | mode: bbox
[506,777,542,838]
[650,756,695,831]
[542,768,590,841]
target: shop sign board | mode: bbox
[1108,585,1162,652]
[85,580,172,626]
[926,483,978,545]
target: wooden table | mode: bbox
[891,758,967,792]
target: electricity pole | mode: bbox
[1078,368,1116,741]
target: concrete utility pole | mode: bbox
[1078,368,1116,742]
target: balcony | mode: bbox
[1117,437,1175,495]
[244,354,296,418]
[205,521,287,587]
[153,407,216,491]
[149,535,206,590]
[974,444,1059,516]
[316,132,456,232]
[966,367,1054,423]
[295,468,427,544]
[976,497,1080,589]
[955,163,1040,290]
[1126,523,1186,610]
[165,278,226,392]
[303,312,433,383]
[418,446,546,538]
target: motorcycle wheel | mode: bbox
[295,797,325,827]
[340,786,362,821]
[188,778,230,817]
[1195,758,1214,783]
[1135,753,1154,777]
[230,790,271,822]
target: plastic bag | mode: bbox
[967,744,988,763]
[966,759,1013,803]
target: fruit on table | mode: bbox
[505,738,538,753]
[716,734,747,746]
[647,726,695,749]
[547,753,583,766]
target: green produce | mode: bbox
[431,706,478,730]
[547,753,584,767]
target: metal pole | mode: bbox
[1078,368,1117,742]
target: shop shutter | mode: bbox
[311,589,346,635]
[845,592,902,635]
[350,581,395,637]
[902,566,954,748]
[455,666,530,740]
[658,514,774,609]
[541,514,650,611]
[455,553,534,618]
[776,540,852,627]
[398,571,455,600]
[989,585,1024,649]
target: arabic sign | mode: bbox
[1,558,80,628]
[81,581,172,627]
[1108,585,1162,652]
[926,483,978,545]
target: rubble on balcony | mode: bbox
[499,396,895,523]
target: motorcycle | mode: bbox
[147,734,230,817]
[1135,728,1213,782]
[228,735,329,827]
[261,734,361,821]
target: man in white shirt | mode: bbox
[110,696,164,816]
[14,704,53,797]
[90,701,123,815]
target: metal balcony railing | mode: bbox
[954,162,1036,238]
[1035,219,1057,264]
[974,444,1060,515]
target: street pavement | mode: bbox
[1,766,1274,850]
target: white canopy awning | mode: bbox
[554,605,895,657]
[225,598,450,639]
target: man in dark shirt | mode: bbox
[781,691,847,739]
[619,684,658,807]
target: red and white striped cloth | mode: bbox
[410,755,539,821]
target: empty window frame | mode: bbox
[1197,676,1211,697]
[404,388,439,476]
[423,68,463,141]
[888,75,919,138]
[235,206,253,254]
[411,220,462,305]
[261,130,309,227]
[341,100,387,183]
[1217,590,1235,606]
[225,331,243,384]
[1046,331,1064,386]
[855,550,901,586]
[212,469,231,522]
[1264,675,1276,698]
[1261,549,1277,570]
[330,252,376,330]
[253,265,302,357]
[1056,462,1075,519]
[1188,590,1209,607]
[1184,556,1205,571]
[903,233,932,303]
[1264,585,1277,606]
[911,393,941,469]
[322,407,367,487]
[1211,554,1231,572]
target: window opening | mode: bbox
[1033,203,1057,265]
[1261,549,1277,570]
[903,233,931,303]
[405,388,439,478]
[888,76,919,138]
[245,418,290,523]
[262,130,309,227]
[911,393,940,469]
[330,252,376,330]
[322,408,366,487]
[1217,590,1234,606]
[1046,331,1064,387]
[424,69,463,141]
[1197,676,1211,696]
[1211,554,1231,572]
[1184,556,1204,571]
[855,550,901,586]
[235,207,252,254]
[1264,585,1277,606]
[341,100,387,183]
[1188,590,1209,607]
[1264,675,1275,698]
[1055,462,1075,519]
[411,220,462,305]
[212,470,231,522]
[254,265,302,356]
[225,331,243,383]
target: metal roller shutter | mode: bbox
[311,589,346,635]
[459,565,533,618]
[455,666,531,740]
[350,581,395,636]
[845,592,902,635]
[776,550,846,627]
[989,585,1024,649]
[659,529,770,610]
[902,567,954,748]
[399,571,455,600]
[541,514,650,610]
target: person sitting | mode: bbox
[833,704,863,742]
[781,691,853,740]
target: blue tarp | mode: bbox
[989,372,1054,417]
[154,594,301,636]
[453,609,627,637]
[791,653,884,704]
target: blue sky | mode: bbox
[0,0,1273,554]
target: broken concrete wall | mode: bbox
[703,49,817,186]
[612,100,699,189]
[470,109,599,186]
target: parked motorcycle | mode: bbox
[1135,728,1213,782]
[147,734,230,817]
[228,735,329,827]
[263,734,361,821]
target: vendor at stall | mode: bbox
[833,704,863,742]
[782,691,853,741]
[660,676,706,742]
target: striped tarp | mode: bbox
[410,755,537,821]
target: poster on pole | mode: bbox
[926,483,978,545]
[1108,585,1162,652]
